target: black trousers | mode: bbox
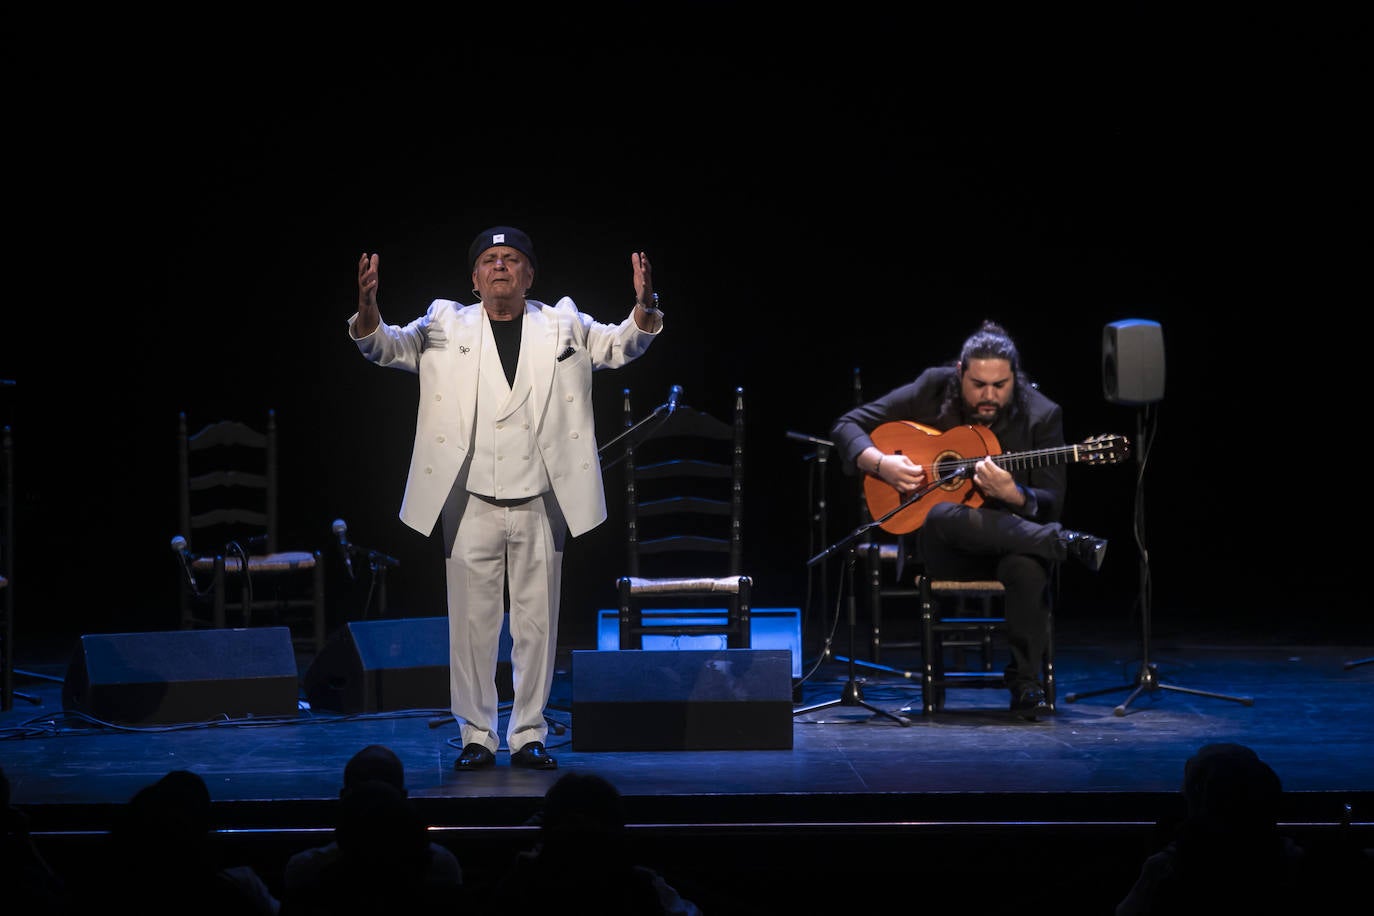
[917,503,1065,688]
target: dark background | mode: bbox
[3,6,1364,654]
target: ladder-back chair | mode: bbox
[616,386,752,652]
[174,410,326,653]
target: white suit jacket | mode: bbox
[350,297,659,538]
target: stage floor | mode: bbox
[4,620,1373,914]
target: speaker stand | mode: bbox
[1066,404,1253,714]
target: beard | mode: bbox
[969,402,1001,426]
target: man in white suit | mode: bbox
[351,226,662,770]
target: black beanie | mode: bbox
[468,226,537,273]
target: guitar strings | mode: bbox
[930,436,1127,475]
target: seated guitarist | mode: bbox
[830,319,1108,720]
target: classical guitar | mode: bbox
[863,422,1131,534]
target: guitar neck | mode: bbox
[953,443,1088,473]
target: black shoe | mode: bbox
[1010,683,1052,721]
[454,743,495,771]
[510,741,558,770]
[1060,530,1108,572]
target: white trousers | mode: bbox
[441,490,565,754]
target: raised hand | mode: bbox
[631,251,654,308]
[356,252,380,335]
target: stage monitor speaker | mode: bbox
[571,649,793,751]
[1103,318,1165,405]
[303,616,512,714]
[62,627,298,726]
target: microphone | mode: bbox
[238,533,270,552]
[666,384,682,414]
[170,535,201,595]
[367,548,401,569]
[785,431,835,448]
[332,518,355,580]
[170,535,195,563]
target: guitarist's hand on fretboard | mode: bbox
[972,456,1024,508]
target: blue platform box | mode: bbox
[595,607,802,678]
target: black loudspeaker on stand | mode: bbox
[1066,320,1252,714]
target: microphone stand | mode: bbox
[599,385,680,471]
[364,547,399,618]
[339,541,399,619]
[792,470,965,724]
[791,431,829,681]
[3,406,56,707]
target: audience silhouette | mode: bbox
[73,768,279,916]
[1116,742,1307,915]
[279,743,464,915]
[2,763,72,915]
[488,770,703,915]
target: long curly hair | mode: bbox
[941,319,1033,420]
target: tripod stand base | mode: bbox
[832,654,919,680]
[14,667,64,684]
[1065,662,1253,716]
[793,677,911,725]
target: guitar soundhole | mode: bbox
[933,449,974,491]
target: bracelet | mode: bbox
[637,292,662,314]
[874,455,884,476]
